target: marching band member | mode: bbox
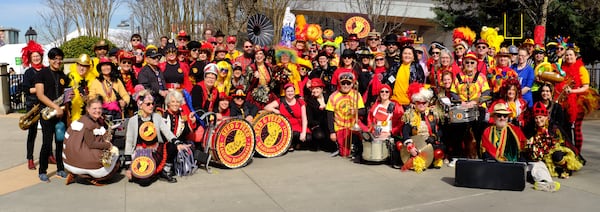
[527,102,583,179]
[34,48,69,181]
[124,89,187,185]
[21,40,48,170]
[137,46,168,107]
[117,50,137,96]
[367,84,404,168]
[305,78,332,151]
[273,46,301,96]
[382,45,425,107]
[68,54,96,123]
[159,39,192,92]
[488,79,527,127]
[326,73,366,158]
[265,83,310,152]
[309,51,337,94]
[331,49,357,90]
[399,83,444,171]
[449,52,491,164]
[229,87,259,123]
[489,47,518,95]
[556,48,599,153]
[247,47,276,109]
[215,92,232,124]
[63,96,120,186]
[191,64,219,112]
[163,90,197,144]
[481,102,527,162]
[88,57,130,119]
[215,61,233,95]
[187,41,208,84]
[536,84,569,134]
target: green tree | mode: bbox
[433,0,600,63]
[60,36,116,58]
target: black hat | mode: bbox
[146,48,162,58]
[215,30,226,38]
[341,49,356,58]
[187,41,201,50]
[356,47,373,58]
[383,34,399,46]
[316,51,331,59]
[108,47,120,57]
[346,33,359,42]
[165,39,177,52]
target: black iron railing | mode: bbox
[8,74,26,112]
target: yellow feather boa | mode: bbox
[412,155,427,173]
[544,145,583,177]
[68,65,98,121]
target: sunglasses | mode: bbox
[244,46,253,48]
[228,42,236,44]
[121,61,132,64]
[178,38,188,41]
[432,51,441,55]
[220,68,229,73]
[380,90,389,94]
[144,102,154,106]
[191,48,199,52]
[464,61,476,65]
[495,114,509,118]
[415,101,427,105]
[309,50,318,53]
[375,58,385,61]
[233,96,244,100]
[134,52,144,56]
[150,56,162,60]
[477,46,488,49]
[455,47,464,51]
[368,38,378,41]
[557,47,565,50]
[340,81,353,86]
[131,39,140,42]
[96,47,108,51]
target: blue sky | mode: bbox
[0,0,130,44]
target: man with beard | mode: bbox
[345,34,360,52]
[383,34,401,67]
[235,39,255,79]
[309,51,337,94]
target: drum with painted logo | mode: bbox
[449,105,479,123]
[204,117,255,168]
[252,112,293,158]
[130,148,156,179]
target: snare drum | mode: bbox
[362,137,391,162]
[204,118,255,168]
[252,112,293,158]
[449,105,479,123]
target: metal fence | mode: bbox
[8,74,26,111]
[589,68,600,90]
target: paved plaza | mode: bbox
[0,114,598,212]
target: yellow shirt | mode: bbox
[225,50,241,61]
[580,66,590,85]
[88,78,131,104]
[326,90,365,131]
[391,63,410,105]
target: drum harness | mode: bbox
[455,71,480,103]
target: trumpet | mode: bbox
[41,94,65,120]
[18,104,41,130]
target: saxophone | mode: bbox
[40,94,65,120]
[18,104,41,130]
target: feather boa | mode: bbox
[68,66,99,121]
[544,145,583,177]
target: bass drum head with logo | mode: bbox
[400,135,434,167]
[252,112,292,158]
[211,118,255,168]
[131,149,156,179]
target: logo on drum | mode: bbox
[253,113,292,157]
[131,155,156,179]
[215,119,255,168]
[455,113,463,120]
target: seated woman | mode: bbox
[163,90,196,176]
[215,92,231,124]
[229,87,259,123]
[63,96,120,186]
[124,89,186,185]
[88,57,131,120]
[264,83,310,152]
[527,102,584,179]
[367,84,404,166]
[304,78,332,151]
[400,83,444,171]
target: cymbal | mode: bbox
[400,135,434,167]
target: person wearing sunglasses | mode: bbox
[130,34,142,51]
[230,87,259,123]
[124,89,185,185]
[158,39,192,92]
[331,49,357,91]
[449,52,491,164]
[383,34,401,67]
[132,45,146,76]
[326,72,366,159]
[234,39,255,75]
[366,31,381,53]
[481,102,527,163]
[137,46,167,107]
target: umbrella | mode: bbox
[247,14,274,46]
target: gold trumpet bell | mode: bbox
[351,123,362,131]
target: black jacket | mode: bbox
[381,62,425,89]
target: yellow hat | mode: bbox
[76,54,92,66]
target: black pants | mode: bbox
[25,104,38,160]
[311,126,336,152]
[292,131,312,150]
[39,118,64,174]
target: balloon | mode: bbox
[396,141,404,151]
[434,149,444,159]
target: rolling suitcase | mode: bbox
[455,159,527,191]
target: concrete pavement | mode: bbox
[0,114,598,212]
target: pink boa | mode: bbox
[103,101,121,112]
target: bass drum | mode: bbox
[205,117,255,168]
[400,135,434,167]
[252,112,293,158]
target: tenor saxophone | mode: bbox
[41,94,65,120]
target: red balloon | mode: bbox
[434,149,444,159]
[396,142,404,151]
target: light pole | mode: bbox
[24,26,37,42]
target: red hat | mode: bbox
[177,30,190,40]
[475,39,488,46]
[226,36,237,44]
[117,50,134,61]
[398,36,414,46]
[310,78,325,88]
[218,92,232,101]
[533,102,548,117]
[207,37,217,43]
[283,83,295,90]
[463,52,478,62]
[377,84,392,94]
[133,43,146,51]
[346,34,359,42]
[21,40,44,67]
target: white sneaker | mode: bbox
[447,158,458,167]
[330,150,340,157]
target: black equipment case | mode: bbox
[454,159,527,191]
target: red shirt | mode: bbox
[277,98,309,133]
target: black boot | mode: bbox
[160,163,177,183]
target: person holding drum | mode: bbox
[230,87,259,123]
[325,73,366,159]
[367,84,404,167]
[124,89,187,185]
[449,52,491,166]
[399,83,444,171]
[264,83,310,152]
[63,96,120,186]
